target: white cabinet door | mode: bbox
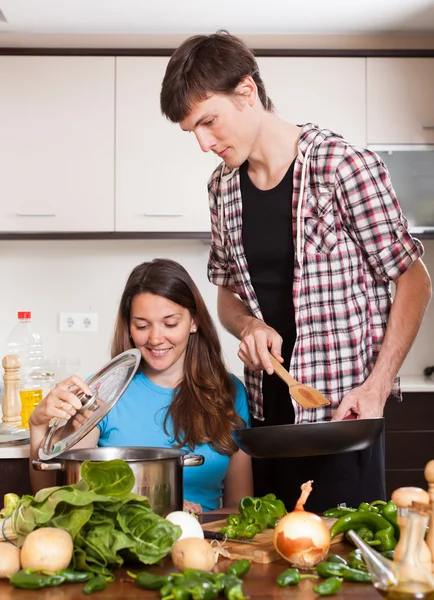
[367,58,434,144]
[0,57,115,232]
[257,57,366,147]
[115,57,217,232]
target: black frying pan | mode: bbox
[234,417,384,458]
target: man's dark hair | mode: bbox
[160,30,274,123]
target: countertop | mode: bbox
[0,532,378,600]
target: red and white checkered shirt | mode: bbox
[207,123,424,423]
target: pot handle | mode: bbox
[182,454,204,467]
[32,459,65,471]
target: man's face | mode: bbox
[180,92,260,169]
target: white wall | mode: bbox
[0,238,433,382]
[0,239,243,381]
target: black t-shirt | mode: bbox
[241,158,297,425]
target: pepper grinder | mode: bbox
[391,486,432,572]
[424,460,434,573]
[1,354,22,428]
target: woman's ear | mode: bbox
[190,320,198,334]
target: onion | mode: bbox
[273,480,330,568]
[165,511,204,540]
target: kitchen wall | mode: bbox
[0,238,433,382]
[0,239,243,380]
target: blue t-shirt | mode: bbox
[97,372,250,512]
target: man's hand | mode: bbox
[238,319,283,374]
[332,385,386,421]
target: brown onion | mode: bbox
[273,480,330,568]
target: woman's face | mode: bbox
[129,292,196,382]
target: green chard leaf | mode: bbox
[116,503,182,564]
[80,459,135,498]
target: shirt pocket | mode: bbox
[304,187,338,255]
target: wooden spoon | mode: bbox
[269,355,330,409]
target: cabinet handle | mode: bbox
[143,212,184,217]
[16,213,57,217]
[422,125,434,130]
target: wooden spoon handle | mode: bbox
[269,355,298,387]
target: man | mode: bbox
[160,32,432,511]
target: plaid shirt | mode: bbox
[207,123,424,423]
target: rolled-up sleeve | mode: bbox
[335,147,424,282]
[207,169,235,289]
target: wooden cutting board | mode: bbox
[204,517,343,564]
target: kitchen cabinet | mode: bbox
[0,56,115,232]
[0,458,32,500]
[115,57,218,233]
[257,57,367,147]
[384,391,434,497]
[367,58,434,144]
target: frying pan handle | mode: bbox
[32,459,65,471]
[182,454,204,467]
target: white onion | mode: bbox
[165,511,205,540]
[273,481,330,568]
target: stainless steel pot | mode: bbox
[33,446,204,516]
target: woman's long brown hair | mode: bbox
[111,258,245,454]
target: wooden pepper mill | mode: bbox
[1,354,22,427]
[424,460,434,573]
[391,486,432,572]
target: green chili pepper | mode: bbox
[323,506,357,518]
[191,581,219,600]
[222,574,248,600]
[330,510,397,552]
[316,562,347,578]
[373,527,397,552]
[347,550,368,572]
[340,567,371,583]
[358,502,370,512]
[54,569,93,583]
[210,573,226,593]
[353,526,375,543]
[381,501,400,540]
[161,581,175,598]
[9,570,65,589]
[326,554,347,565]
[132,571,171,590]
[382,550,395,560]
[226,560,251,578]
[83,575,107,594]
[276,568,319,587]
[170,587,191,600]
[368,500,387,514]
[313,576,343,596]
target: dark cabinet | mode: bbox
[384,391,434,497]
[0,458,32,501]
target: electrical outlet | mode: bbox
[59,312,98,333]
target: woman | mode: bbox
[29,259,253,513]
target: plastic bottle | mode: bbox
[6,311,44,427]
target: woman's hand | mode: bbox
[183,500,202,515]
[238,319,283,374]
[29,375,91,429]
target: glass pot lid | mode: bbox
[38,349,141,460]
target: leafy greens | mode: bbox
[12,459,181,576]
